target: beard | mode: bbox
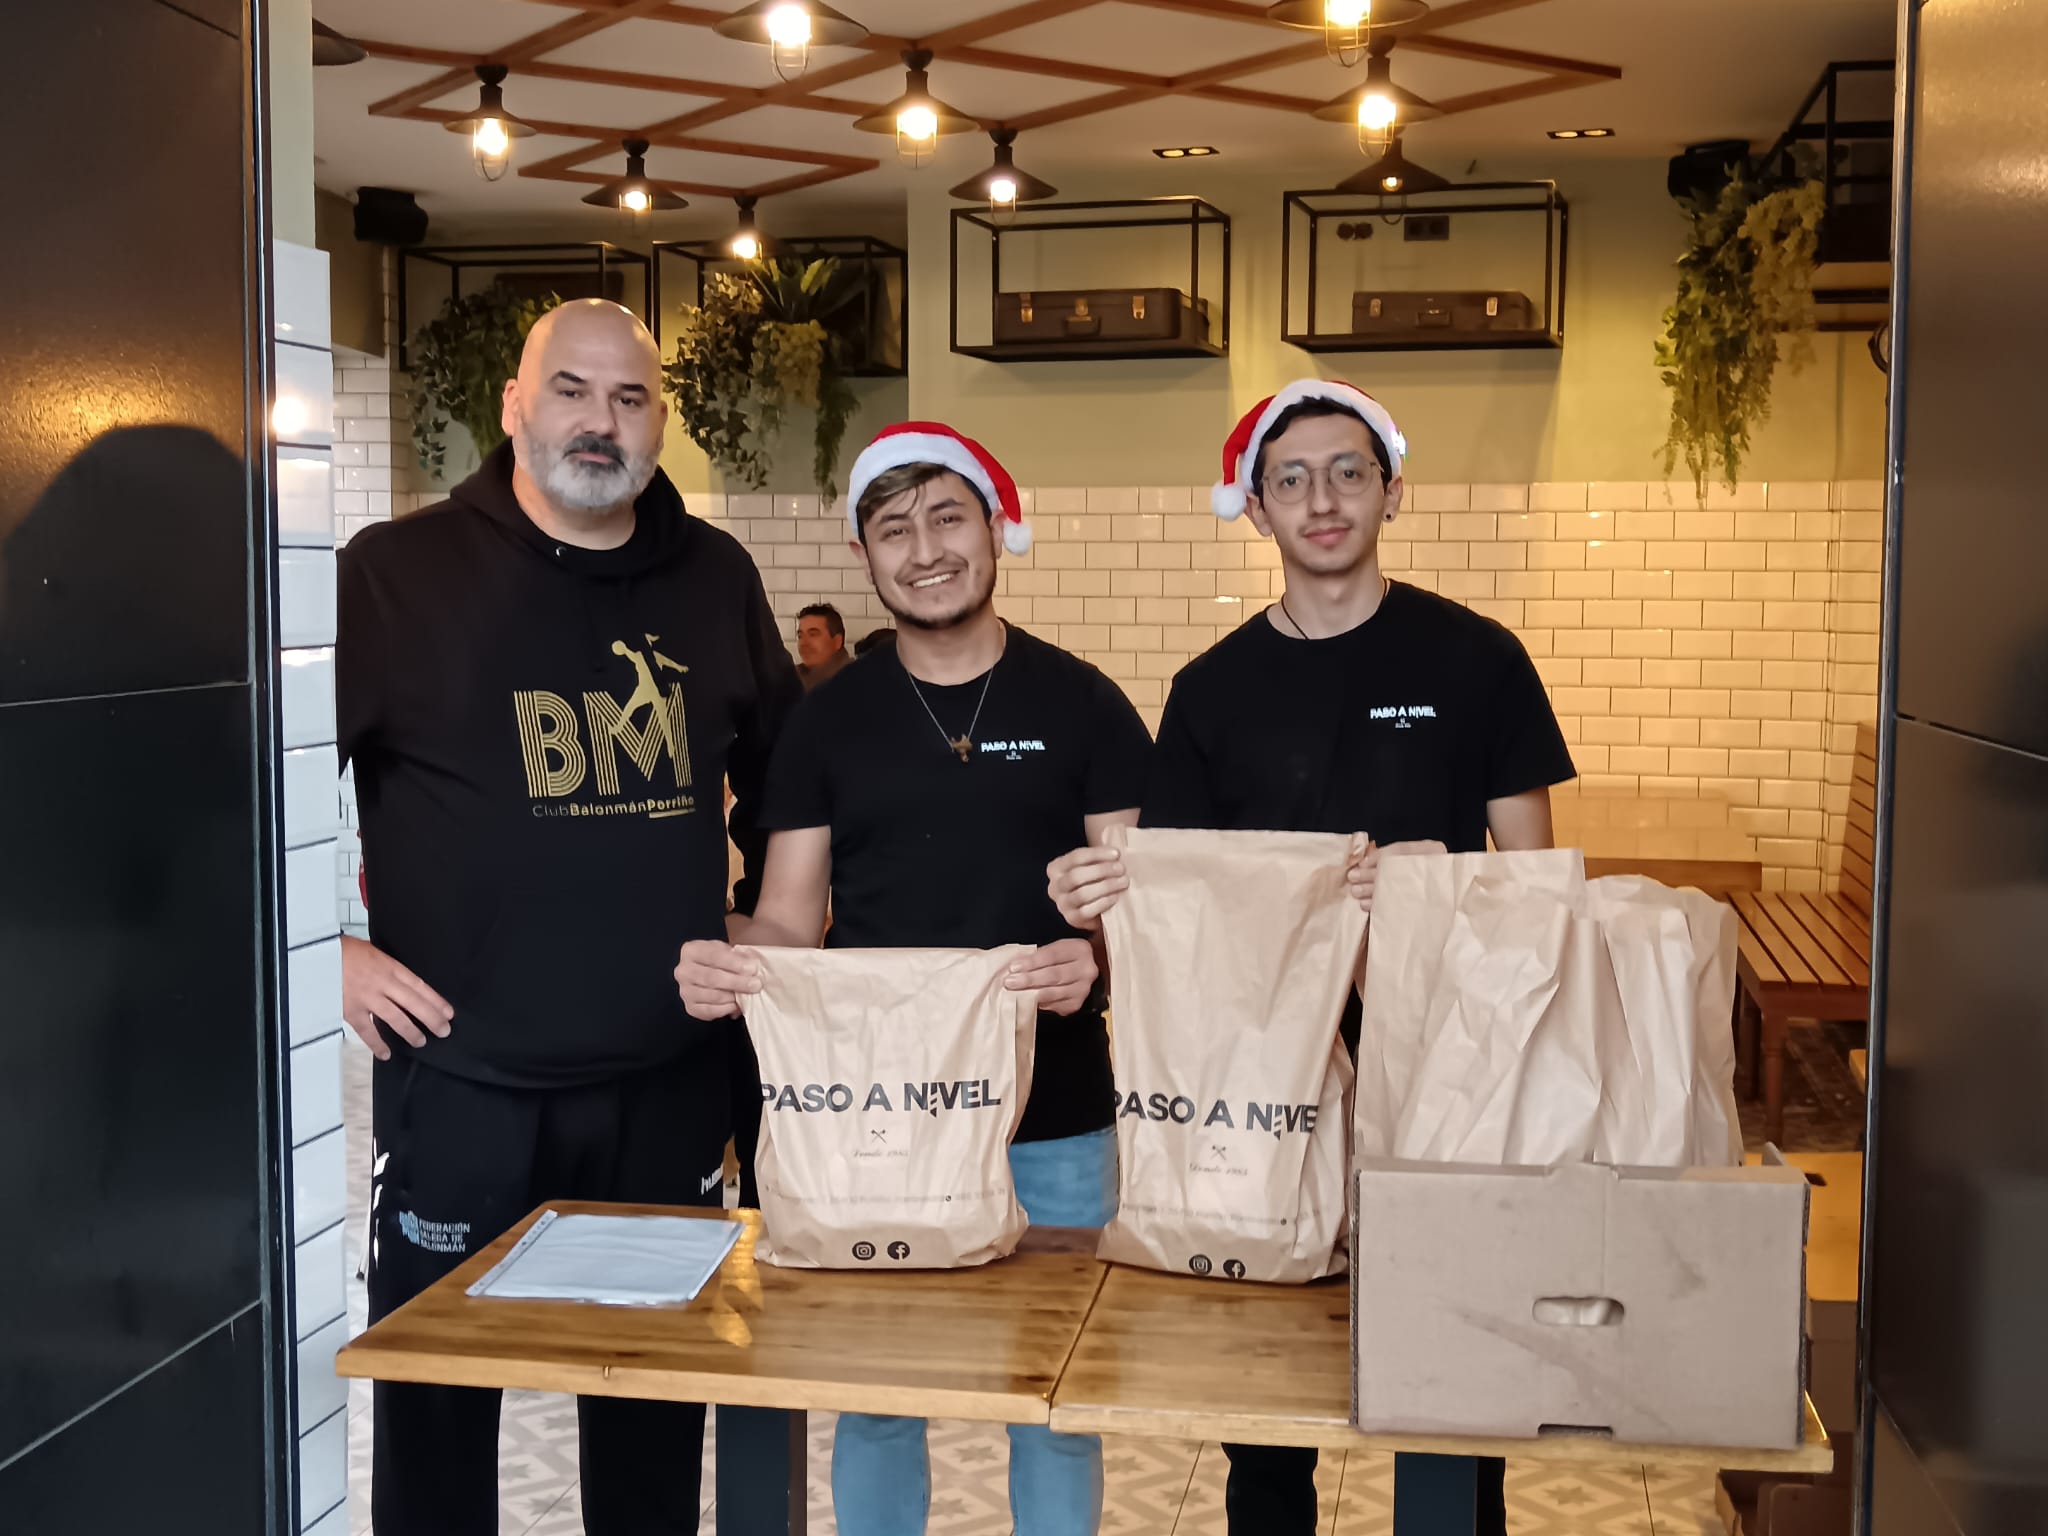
[519,427,659,514]
[878,558,999,632]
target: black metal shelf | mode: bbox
[1281,183,1567,355]
[1288,331,1564,355]
[651,234,907,377]
[951,196,1230,363]
[396,243,653,373]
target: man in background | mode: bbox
[796,600,850,688]
[339,298,800,1535]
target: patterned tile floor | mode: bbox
[339,1048,1802,1535]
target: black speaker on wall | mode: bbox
[1667,139,1752,204]
[354,186,428,246]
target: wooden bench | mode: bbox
[1732,725,1877,1144]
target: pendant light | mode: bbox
[444,64,536,182]
[1265,0,1431,66]
[312,20,366,67]
[1337,134,1451,197]
[949,128,1056,224]
[727,196,769,260]
[1312,40,1442,158]
[580,139,688,230]
[712,0,869,82]
[852,49,977,168]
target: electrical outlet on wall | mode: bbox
[1404,215,1451,242]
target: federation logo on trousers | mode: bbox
[513,635,696,815]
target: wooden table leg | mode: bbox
[715,1405,806,1534]
[1393,1451,1479,1533]
[1762,1014,1788,1147]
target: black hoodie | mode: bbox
[337,443,801,1088]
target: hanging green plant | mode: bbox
[407,285,560,478]
[663,256,867,500]
[1655,174,1825,495]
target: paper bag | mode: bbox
[1356,851,1741,1168]
[745,945,1037,1269]
[1096,827,1366,1282]
[1354,850,1588,1160]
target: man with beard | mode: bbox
[675,422,1151,1536]
[338,299,801,1535]
[1047,380,1574,1536]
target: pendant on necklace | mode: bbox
[950,735,973,763]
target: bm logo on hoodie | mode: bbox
[513,634,696,817]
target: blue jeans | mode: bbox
[832,1127,1118,1536]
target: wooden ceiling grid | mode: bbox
[352,0,1619,201]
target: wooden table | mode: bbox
[1550,788,1764,896]
[340,1204,1831,1533]
[1049,1265,1831,1470]
[337,1202,1107,1424]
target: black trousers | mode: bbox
[367,1054,729,1536]
[1223,1444,1507,1534]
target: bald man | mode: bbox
[338,300,801,1534]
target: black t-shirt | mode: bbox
[1143,581,1575,847]
[759,625,1152,1142]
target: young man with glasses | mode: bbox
[1049,379,1575,1536]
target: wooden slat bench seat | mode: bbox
[1732,725,1878,1143]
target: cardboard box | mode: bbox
[1351,1154,1810,1449]
[1716,1471,1853,1536]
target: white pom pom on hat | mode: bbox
[1212,380,1408,519]
[846,422,1031,554]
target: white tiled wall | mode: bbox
[691,477,1884,894]
[274,237,347,1534]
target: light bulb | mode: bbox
[1380,173,1403,192]
[473,117,512,181]
[765,3,811,45]
[731,233,761,260]
[898,105,938,142]
[767,4,811,78]
[989,176,1018,205]
[1327,0,1371,24]
[621,187,651,213]
[1358,93,1397,132]
[1325,0,1372,63]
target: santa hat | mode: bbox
[1211,379,1408,520]
[846,422,1031,555]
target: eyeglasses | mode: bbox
[1260,457,1383,508]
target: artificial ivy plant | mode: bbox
[663,256,866,499]
[407,285,560,477]
[1655,171,1825,494]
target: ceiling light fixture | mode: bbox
[951,128,1057,223]
[712,1,869,83]
[1153,145,1218,159]
[852,49,977,167]
[444,64,536,183]
[1265,0,1431,67]
[727,195,768,260]
[1548,126,1616,139]
[1312,40,1442,158]
[581,138,687,228]
[311,19,366,67]
[1337,134,1452,198]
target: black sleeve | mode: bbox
[334,536,384,776]
[1138,676,1220,829]
[726,564,804,916]
[1083,669,1153,814]
[1483,625,1577,801]
[756,684,836,838]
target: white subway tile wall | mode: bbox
[700,480,1883,895]
[275,239,347,1534]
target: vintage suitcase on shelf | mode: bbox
[1351,290,1538,334]
[994,288,1210,347]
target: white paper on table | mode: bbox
[466,1210,741,1306]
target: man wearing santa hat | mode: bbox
[675,422,1152,1536]
[1048,379,1575,1535]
